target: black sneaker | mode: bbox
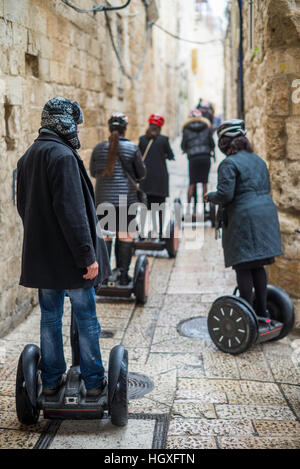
[43,375,65,395]
[86,378,107,400]
[119,272,132,286]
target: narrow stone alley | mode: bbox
[0,141,300,450]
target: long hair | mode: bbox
[218,135,254,156]
[102,126,125,178]
[146,124,161,139]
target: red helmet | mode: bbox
[148,113,165,127]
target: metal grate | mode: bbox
[128,372,154,399]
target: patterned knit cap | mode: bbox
[41,97,84,149]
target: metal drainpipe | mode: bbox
[238,0,245,119]
[249,0,253,49]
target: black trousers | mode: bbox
[146,195,166,237]
[235,267,267,317]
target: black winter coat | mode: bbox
[181,117,215,159]
[17,132,111,290]
[207,150,282,268]
[90,137,146,207]
[139,134,174,198]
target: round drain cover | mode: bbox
[128,372,154,399]
[177,316,210,340]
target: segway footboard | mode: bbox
[254,285,295,342]
[207,296,258,355]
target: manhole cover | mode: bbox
[100,330,115,339]
[177,316,210,340]
[128,372,154,399]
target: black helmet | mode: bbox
[108,112,128,129]
[217,119,247,139]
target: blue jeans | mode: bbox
[39,287,105,391]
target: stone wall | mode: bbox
[0,0,188,336]
[224,0,300,326]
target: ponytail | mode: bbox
[102,130,120,178]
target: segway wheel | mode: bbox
[254,285,295,341]
[209,202,216,228]
[134,255,149,305]
[15,346,41,425]
[208,296,258,354]
[108,345,128,427]
[173,198,183,229]
[165,219,179,258]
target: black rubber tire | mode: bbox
[209,202,216,228]
[15,352,40,425]
[253,285,295,341]
[109,349,128,427]
[134,255,149,305]
[173,198,183,229]
[165,220,179,258]
[208,295,258,355]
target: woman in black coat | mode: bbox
[90,112,146,285]
[139,114,175,238]
[181,109,215,217]
[205,119,282,318]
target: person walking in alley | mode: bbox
[181,109,215,220]
[90,112,146,285]
[138,113,175,238]
[205,119,282,318]
[17,97,111,398]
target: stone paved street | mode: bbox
[0,141,300,449]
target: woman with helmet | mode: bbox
[205,119,282,318]
[181,109,215,219]
[138,114,175,239]
[90,112,146,286]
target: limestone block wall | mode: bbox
[0,0,186,336]
[224,0,300,326]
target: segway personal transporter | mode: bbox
[133,198,182,258]
[16,309,129,426]
[207,285,295,355]
[97,254,149,305]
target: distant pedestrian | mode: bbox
[17,97,111,398]
[181,109,215,218]
[138,114,175,238]
[205,119,282,318]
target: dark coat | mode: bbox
[207,150,282,268]
[181,117,215,159]
[90,137,146,207]
[138,134,174,198]
[17,132,111,290]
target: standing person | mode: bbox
[90,112,146,285]
[205,119,282,318]
[181,109,215,219]
[17,97,111,398]
[139,114,175,238]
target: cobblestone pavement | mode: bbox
[0,140,300,449]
